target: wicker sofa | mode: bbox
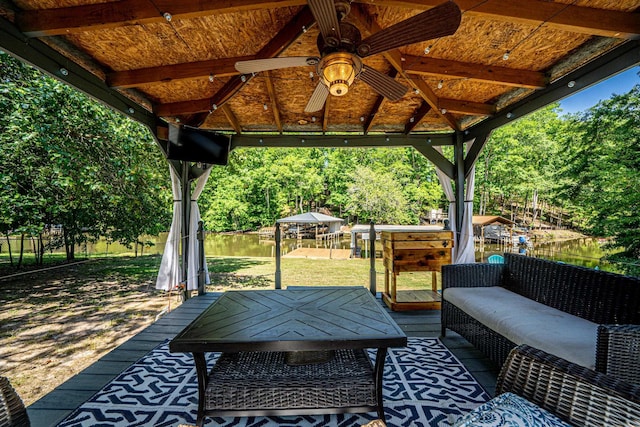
[453,344,640,426]
[441,253,640,375]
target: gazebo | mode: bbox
[277,212,345,237]
[472,215,515,243]
[0,0,637,293]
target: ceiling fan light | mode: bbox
[323,62,354,96]
[319,53,362,97]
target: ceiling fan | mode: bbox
[235,0,461,112]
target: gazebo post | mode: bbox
[275,222,281,289]
[197,220,206,295]
[369,221,376,296]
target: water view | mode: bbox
[27,232,618,273]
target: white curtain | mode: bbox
[434,146,458,261]
[186,168,212,290]
[456,139,476,264]
[156,166,182,291]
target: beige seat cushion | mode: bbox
[444,286,598,369]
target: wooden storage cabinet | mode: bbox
[382,231,454,311]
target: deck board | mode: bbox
[26,291,498,427]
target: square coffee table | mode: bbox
[169,287,407,426]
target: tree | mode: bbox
[346,166,410,224]
[0,52,170,263]
[475,105,564,225]
[560,85,640,259]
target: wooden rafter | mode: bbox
[154,74,251,117]
[389,49,460,130]
[439,99,495,116]
[16,0,638,39]
[154,6,315,118]
[107,50,547,90]
[108,56,253,89]
[403,55,547,89]
[16,0,307,37]
[363,68,397,134]
[221,104,242,134]
[404,101,431,134]
[264,71,283,133]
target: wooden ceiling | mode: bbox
[1,0,639,139]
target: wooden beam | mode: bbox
[404,55,547,89]
[221,104,242,134]
[264,71,283,133]
[404,101,431,134]
[439,99,496,116]
[153,7,314,118]
[155,74,252,117]
[155,98,211,117]
[17,0,306,37]
[108,50,547,91]
[363,68,397,134]
[406,68,460,130]
[353,0,640,39]
[17,0,638,39]
[108,56,253,88]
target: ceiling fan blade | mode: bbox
[235,57,319,74]
[358,65,408,101]
[308,0,341,46]
[305,82,330,112]
[357,1,461,57]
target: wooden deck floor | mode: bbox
[27,291,499,427]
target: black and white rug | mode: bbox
[57,338,489,427]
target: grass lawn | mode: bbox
[206,256,441,291]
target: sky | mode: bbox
[558,66,639,115]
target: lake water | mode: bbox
[4,232,619,272]
[89,232,617,270]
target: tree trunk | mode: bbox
[17,233,25,269]
[64,228,75,261]
[5,234,14,267]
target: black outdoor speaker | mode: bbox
[166,125,231,165]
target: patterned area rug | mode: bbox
[57,338,490,427]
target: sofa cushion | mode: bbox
[452,392,572,427]
[443,286,598,369]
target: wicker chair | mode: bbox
[496,345,640,426]
[596,324,640,385]
[0,376,30,427]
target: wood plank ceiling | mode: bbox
[1,0,639,137]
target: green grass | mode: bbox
[0,253,439,292]
[206,256,440,291]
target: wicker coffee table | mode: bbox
[169,287,407,426]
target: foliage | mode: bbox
[346,166,410,224]
[475,105,565,223]
[559,85,640,259]
[199,146,443,230]
[0,53,170,264]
